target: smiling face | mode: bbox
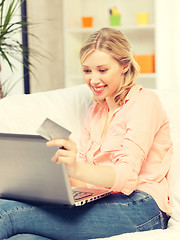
[80,28,140,107]
[81,49,128,108]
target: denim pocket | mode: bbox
[136,212,163,231]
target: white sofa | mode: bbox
[0,84,180,240]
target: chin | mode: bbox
[93,95,106,103]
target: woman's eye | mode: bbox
[83,69,91,73]
[99,69,107,73]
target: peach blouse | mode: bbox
[78,85,172,214]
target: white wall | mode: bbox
[155,0,180,90]
[27,0,64,93]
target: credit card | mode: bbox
[37,118,71,141]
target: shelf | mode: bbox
[63,0,156,89]
[68,24,155,34]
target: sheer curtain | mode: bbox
[155,0,180,90]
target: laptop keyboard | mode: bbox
[73,190,94,200]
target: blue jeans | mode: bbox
[0,190,169,240]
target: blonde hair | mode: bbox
[79,28,140,106]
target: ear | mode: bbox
[122,64,129,74]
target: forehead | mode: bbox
[82,49,116,66]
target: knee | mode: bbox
[0,199,34,239]
[0,207,14,239]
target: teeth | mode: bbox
[93,86,105,91]
[95,87,103,90]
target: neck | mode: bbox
[106,97,119,114]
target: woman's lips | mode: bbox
[91,85,107,94]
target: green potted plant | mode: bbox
[0,0,30,98]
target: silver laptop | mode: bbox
[0,133,111,206]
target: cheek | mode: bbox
[82,74,90,85]
[111,75,122,88]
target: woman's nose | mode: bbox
[90,73,100,85]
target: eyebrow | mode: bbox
[97,65,108,68]
[82,64,108,68]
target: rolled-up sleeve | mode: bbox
[109,90,168,194]
[110,140,145,193]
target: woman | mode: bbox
[0,28,172,240]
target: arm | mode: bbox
[69,177,87,188]
[69,160,116,189]
[46,138,116,189]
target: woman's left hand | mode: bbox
[46,138,77,169]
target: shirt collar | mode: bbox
[101,84,143,116]
[124,84,143,104]
[109,84,143,116]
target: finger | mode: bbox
[51,148,73,162]
[46,139,66,147]
[57,139,76,151]
[51,148,61,162]
[46,138,71,150]
[56,156,73,165]
[47,138,77,153]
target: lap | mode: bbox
[0,191,169,240]
[8,234,52,240]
